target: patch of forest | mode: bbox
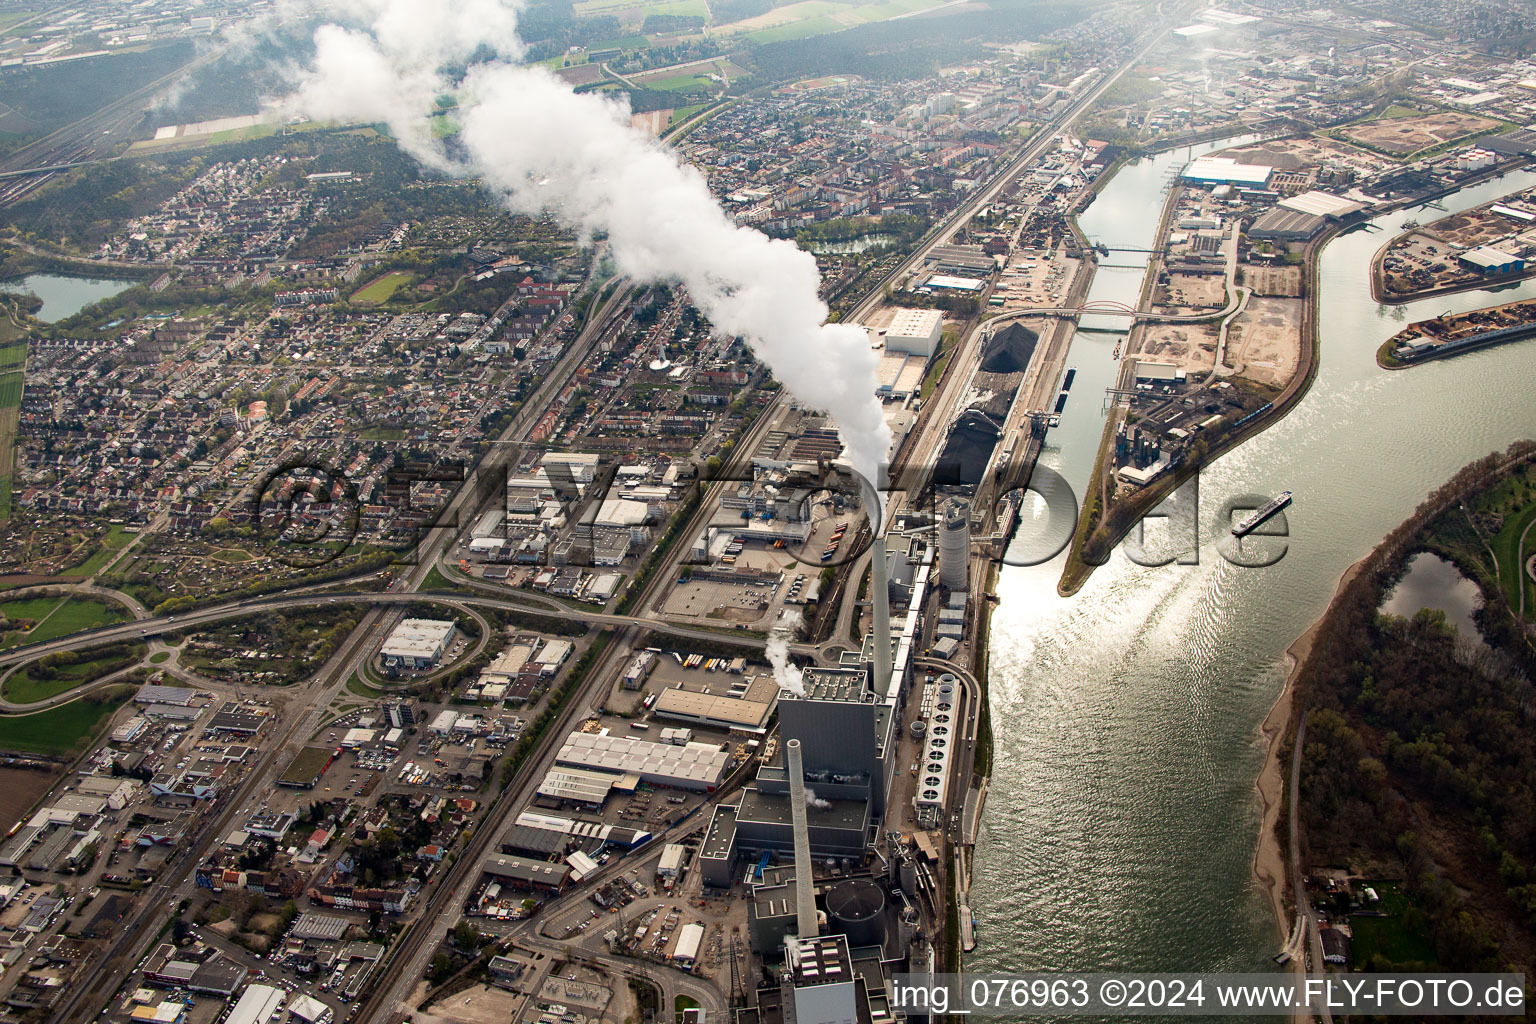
[1293,441,1536,972]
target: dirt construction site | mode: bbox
[1241,264,1303,298]
[1135,322,1220,375]
[1338,110,1499,157]
[1225,296,1303,388]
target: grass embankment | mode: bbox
[920,329,959,401]
[971,564,997,779]
[3,642,145,704]
[1,596,126,648]
[345,671,388,698]
[420,565,458,591]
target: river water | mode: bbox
[971,140,1536,987]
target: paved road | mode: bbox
[1288,710,1331,1024]
[0,588,822,709]
[1519,516,1536,618]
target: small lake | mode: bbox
[1381,551,1485,640]
[0,273,138,323]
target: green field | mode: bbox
[1350,885,1438,967]
[211,548,255,563]
[586,33,653,50]
[746,16,846,43]
[571,0,706,18]
[0,11,36,35]
[0,690,129,755]
[1,597,65,647]
[642,73,716,92]
[669,103,709,126]
[644,0,709,17]
[62,523,135,577]
[360,425,406,441]
[718,0,948,41]
[0,597,124,648]
[128,122,281,154]
[351,271,414,304]
[0,366,19,521]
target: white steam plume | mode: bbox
[282,0,890,499]
[766,624,805,697]
[802,787,833,811]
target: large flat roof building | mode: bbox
[226,984,284,1024]
[652,687,775,734]
[1181,156,1272,187]
[481,854,571,891]
[379,618,456,671]
[873,308,943,358]
[554,731,730,791]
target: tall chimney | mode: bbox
[871,536,893,696]
[786,739,818,938]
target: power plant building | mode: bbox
[702,663,900,870]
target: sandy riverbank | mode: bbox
[1251,554,1369,939]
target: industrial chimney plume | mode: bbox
[282,0,890,494]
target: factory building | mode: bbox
[553,731,730,791]
[868,308,944,358]
[784,934,860,1024]
[378,618,456,671]
[1180,156,1273,187]
[699,526,938,899]
[652,687,776,734]
[540,451,602,487]
[225,984,284,1024]
[1459,246,1526,276]
[480,854,570,893]
[702,663,897,871]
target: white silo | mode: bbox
[939,497,970,591]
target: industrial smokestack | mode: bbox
[871,537,892,696]
[786,739,818,938]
